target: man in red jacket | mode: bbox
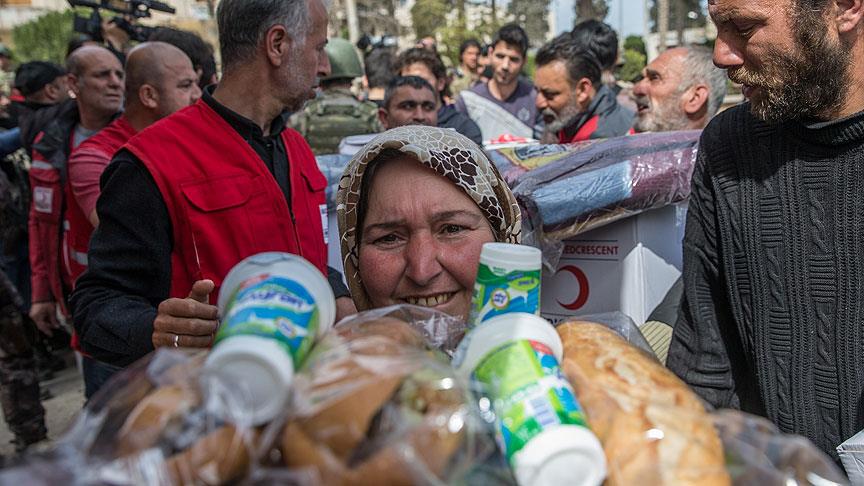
[71,0,354,388]
[28,46,123,337]
[65,42,201,397]
[534,33,634,144]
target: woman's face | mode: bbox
[358,157,495,320]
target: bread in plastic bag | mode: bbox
[0,349,257,485]
[555,319,847,486]
[254,305,506,485]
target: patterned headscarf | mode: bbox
[336,126,522,311]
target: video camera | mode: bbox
[356,34,398,53]
[68,0,175,44]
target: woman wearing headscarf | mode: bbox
[337,126,521,321]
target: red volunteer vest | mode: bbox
[28,132,70,315]
[124,100,328,302]
[63,116,137,285]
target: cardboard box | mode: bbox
[541,204,686,325]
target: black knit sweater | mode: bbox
[668,103,864,459]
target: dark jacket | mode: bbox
[15,99,75,157]
[438,104,483,145]
[559,85,634,143]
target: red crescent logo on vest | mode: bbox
[556,265,590,310]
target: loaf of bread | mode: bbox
[281,318,466,485]
[166,425,256,485]
[557,321,730,486]
[116,384,199,457]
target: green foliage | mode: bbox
[623,35,646,57]
[648,0,705,33]
[12,10,78,65]
[617,48,646,83]
[575,0,609,23]
[508,0,551,48]
[410,0,448,39]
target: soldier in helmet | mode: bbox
[290,38,382,155]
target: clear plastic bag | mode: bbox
[1,349,258,485]
[254,305,507,485]
[555,319,848,486]
[315,154,353,211]
[504,131,700,268]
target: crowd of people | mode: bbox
[0,0,860,473]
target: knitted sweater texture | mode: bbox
[668,103,864,459]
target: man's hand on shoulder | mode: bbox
[152,279,219,349]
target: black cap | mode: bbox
[14,61,65,96]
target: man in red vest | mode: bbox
[28,46,123,338]
[65,42,201,397]
[534,33,634,144]
[70,0,354,382]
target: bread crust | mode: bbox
[557,321,730,486]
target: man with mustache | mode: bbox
[534,33,634,144]
[377,76,439,130]
[71,0,355,371]
[666,0,864,460]
[632,46,727,133]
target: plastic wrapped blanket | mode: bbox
[500,131,700,245]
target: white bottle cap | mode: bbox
[218,252,336,336]
[513,425,607,486]
[205,335,294,426]
[454,312,561,377]
[479,243,542,272]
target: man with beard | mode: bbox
[632,46,727,132]
[455,24,542,142]
[666,0,864,460]
[393,48,482,144]
[534,33,634,143]
[71,0,356,370]
[377,76,439,129]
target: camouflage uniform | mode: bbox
[290,88,381,155]
[0,268,46,451]
[0,70,13,99]
[0,151,46,452]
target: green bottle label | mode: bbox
[216,276,320,367]
[469,263,541,326]
[473,340,588,462]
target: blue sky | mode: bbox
[552,0,646,37]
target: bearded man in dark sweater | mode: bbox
[667,0,864,459]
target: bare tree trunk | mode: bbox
[346,0,360,43]
[657,0,669,51]
[491,0,498,25]
[674,0,686,47]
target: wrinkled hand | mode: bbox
[30,301,60,337]
[152,280,219,349]
[335,296,357,323]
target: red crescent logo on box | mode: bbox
[556,265,589,310]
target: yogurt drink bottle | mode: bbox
[205,252,336,425]
[469,243,542,327]
[454,313,606,486]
